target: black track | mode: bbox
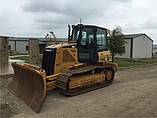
[57,65,115,96]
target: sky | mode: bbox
[0,0,157,44]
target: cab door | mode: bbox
[77,27,98,62]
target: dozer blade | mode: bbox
[8,62,47,113]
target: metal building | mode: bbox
[116,34,153,58]
[9,37,67,54]
[153,44,157,57]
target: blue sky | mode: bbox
[0,0,157,44]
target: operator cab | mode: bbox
[69,24,109,62]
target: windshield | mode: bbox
[71,25,108,52]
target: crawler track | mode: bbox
[57,65,115,96]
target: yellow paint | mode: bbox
[14,41,117,92]
[46,80,57,91]
[98,50,111,63]
[69,72,105,89]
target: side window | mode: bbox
[80,28,95,49]
[80,31,87,45]
[76,30,80,40]
[71,28,81,41]
[96,28,107,51]
[78,27,95,53]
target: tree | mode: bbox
[109,26,126,62]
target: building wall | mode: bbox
[133,35,153,58]
[8,38,67,54]
[153,48,157,54]
[16,41,28,54]
[153,45,157,53]
[116,39,131,58]
[9,40,15,50]
[153,45,157,56]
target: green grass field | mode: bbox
[114,58,157,67]
[10,56,29,62]
[10,55,43,63]
[10,55,157,67]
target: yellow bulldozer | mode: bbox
[8,24,117,113]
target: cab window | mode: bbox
[96,28,107,51]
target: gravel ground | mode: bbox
[1,64,157,117]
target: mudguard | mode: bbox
[8,62,47,113]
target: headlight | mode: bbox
[104,57,108,61]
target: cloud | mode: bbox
[23,0,131,15]
[22,0,132,19]
[141,17,157,29]
[0,0,157,43]
[21,0,132,31]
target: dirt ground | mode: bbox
[1,64,157,118]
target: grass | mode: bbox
[114,58,157,67]
[10,55,157,67]
[10,55,43,63]
[10,55,29,62]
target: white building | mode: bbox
[9,38,29,54]
[116,34,153,58]
[8,34,154,58]
[9,37,67,54]
[153,45,157,56]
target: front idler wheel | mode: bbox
[104,67,115,84]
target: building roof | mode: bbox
[123,33,145,39]
[108,33,153,42]
[107,33,145,39]
[8,37,68,42]
[123,33,153,42]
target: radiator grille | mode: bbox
[42,48,56,75]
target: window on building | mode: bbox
[26,46,29,50]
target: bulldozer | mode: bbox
[8,24,117,113]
